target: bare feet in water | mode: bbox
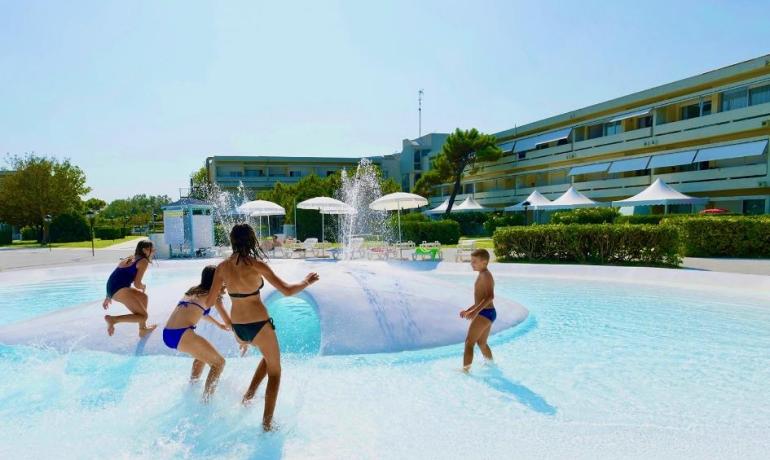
[104,315,115,336]
[139,324,157,338]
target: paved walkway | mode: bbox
[681,257,770,276]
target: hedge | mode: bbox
[443,212,489,236]
[50,213,91,243]
[493,224,682,267]
[615,215,667,225]
[551,207,620,225]
[661,216,770,257]
[21,227,39,241]
[0,224,12,245]
[401,220,461,245]
[95,227,125,240]
[483,213,526,234]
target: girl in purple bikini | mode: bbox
[103,240,157,337]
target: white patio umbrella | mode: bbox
[297,197,353,250]
[369,192,428,242]
[237,200,285,238]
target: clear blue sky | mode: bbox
[2,0,769,201]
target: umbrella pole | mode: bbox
[398,205,402,260]
[321,212,325,257]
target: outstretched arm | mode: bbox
[258,262,319,296]
[203,314,229,330]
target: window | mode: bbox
[289,171,302,177]
[743,199,765,215]
[587,124,603,139]
[604,121,622,136]
[749,84,770,106]
[463,183,474,194]
[636,116,652,129]
[229,171,243,177]
[413,151,422,170]
[244,169,263,177]
[326,170,336,177]
[701,99,712,116]
[721,87,748,112]
[680,103,700,120]
[517,151,526,160]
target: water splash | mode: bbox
[336,159,391,258]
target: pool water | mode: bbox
[1,273,769,459]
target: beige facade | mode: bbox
[433,55,770,214]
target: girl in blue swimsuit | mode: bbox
[103,240,157,337]
[163,265,232,400]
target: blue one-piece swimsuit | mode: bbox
[105,258,141,298]
[162,300,212,349]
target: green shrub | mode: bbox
[95,227,124,240]
[50,213,91,242]
[661,216,770,257]
[493,224,681,267]
[442,212,489,236]
[551,207,620,225]
[401,220,461,244]
[0,224,12,245]
[615,215,667,225]
[400,212,428,222]
[21,226,39,241]
[483,213,525,234]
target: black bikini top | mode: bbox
[228,278,265,298]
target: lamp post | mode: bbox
[151,212,157,235]
[44,214,52,251]
[86,210,96,256]
[522,201,531,226]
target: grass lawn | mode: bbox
[3,236,142,249]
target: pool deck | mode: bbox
[2,246,770,277]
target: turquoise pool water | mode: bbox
[0,271,769,459]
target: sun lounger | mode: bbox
[413,241,442,261]
[455,239,476,262]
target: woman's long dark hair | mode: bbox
[186,265,216,296]
[133,240,154,262]
[230,223,267,264]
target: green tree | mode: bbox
[83,197,107,212]
[0,154,90,240]
[189,166,209,200]
[414,128,501,215]
[102,194,171,233]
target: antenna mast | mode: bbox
[418,89,424,138]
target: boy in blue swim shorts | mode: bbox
[459,249,496,371]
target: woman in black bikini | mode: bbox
[103,240,157,337]
[206,223,319,431]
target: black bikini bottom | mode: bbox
[232,318,275,342]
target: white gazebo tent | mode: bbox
[369,192,428,243]
[611,178,707,213]
[236,200,286,238]
[540,186,608,210]
[504,190,552,211]
[452,196,492,213]
[425,198,450,215]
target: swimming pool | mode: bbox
[0,264,769,459]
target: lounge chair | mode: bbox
[389,241,415,260]
[367,241,391,260]
[413,241,442,261]
[455,239,476,262]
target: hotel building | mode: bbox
[436,54,770,214]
